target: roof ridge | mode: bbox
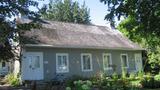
[42,20,109,28]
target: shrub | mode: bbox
[4,73,20,87]
[66,87,71,90]
[129,72,136,80]
[66,75,88,88]
[154,73,160,81]
[73,80,92,90]
[140,73,159,88]
[154,73,160,88]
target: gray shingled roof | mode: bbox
[22,21,143,50]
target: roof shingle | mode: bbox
[22,21,143,50]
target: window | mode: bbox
[81,53,92,71]
[103,53,112,70]
[121,54,129,68]
[28,55,40,69]
[56,53,69,73]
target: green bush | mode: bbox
[4,73,20,87]
[66,75,88,88]
[154,73,160,88]
[73,80,92,90]
[154,73,160,81]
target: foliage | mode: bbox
[4,73,20,87]
[73,80,92,90]
[66,75,88,88]
[118,17,160,73]
[0,0,43,60]
[154,72,160,81]
[41,0,90,24]
[100,0,160,36]
[138,73,160,88]
[65,71,160,89]
[66,72,160,90]
[66,87,71,90]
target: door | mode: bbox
[22,52,44,80]
[135,53,143,72]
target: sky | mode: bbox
[72,0,110,26]
[37,0,110,26]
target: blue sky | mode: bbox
[72,0,110,26]
[37,0,110,26]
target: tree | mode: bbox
[100,0,160,36]
[0,0,42,60]
[41,0,91,24]
[100,0,160,73]
[118,16,160,73]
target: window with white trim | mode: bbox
[121,54,129,68]
[103,53,112,70]
[81,53,92,71]
[56,53,69,73]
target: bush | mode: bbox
[140,73,160,89]
[4,73,20,87]
[154,73,160,88]
[73,80,92,90]
[66,75,88,88]
[154,73,160,81]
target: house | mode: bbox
[21,21,144,81]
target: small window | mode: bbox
[103,53,112,70]
[56,53,69,73]
[81,53,92,72]
[121,54,129,68]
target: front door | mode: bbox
[135,53,143,72]
[22,52,44,80]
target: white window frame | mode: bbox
[56,53,69,73]
[120,54,129,68]
[103,53,112,70]
[81,53,93,72]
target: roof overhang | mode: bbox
[24,44,145,51]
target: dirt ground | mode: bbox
[0,85,30,90]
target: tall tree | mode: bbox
[41,0,91,24]
[100,0,160,36]
[0,0,42,60]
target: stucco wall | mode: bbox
[24,47,142,81]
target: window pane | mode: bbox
[34,56,40,68]
[104,55,107,68]
[58,56,61,66]
[122,55,127,67]
[104,55,111,68]
[83,55,91,70]
[63,56,67,66]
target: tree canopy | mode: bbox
[41,0,91,24]
[100,0,160,36]
[0,0,42,60]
